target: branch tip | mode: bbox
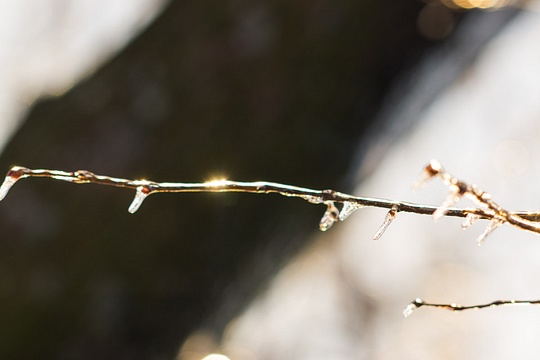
[403,298,424,317]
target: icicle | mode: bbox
[372,206,398,240]
[412,160,443,190]
[338,201,363,221]
[0,167,26,201]
[461,213,480,229]
[0,175,18,201]
[128,186,150,213]
[319,201,339,231]
[433,189,461,221]
[476,217,504,245]
[403,298,423,317]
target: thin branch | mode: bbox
[1,162,540,239]
[3,162,540,316]
[403,298,540,317]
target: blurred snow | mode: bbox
[0,0,167,152]
[213,7,540,360]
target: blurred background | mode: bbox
[0,1,537,359]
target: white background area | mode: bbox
[0,0,167,152]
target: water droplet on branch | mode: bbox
[476,217,504,245]
[319,202,339,231]
[0,167,26,201]
[128,186,151,213]
[403,298,423,317]
[338,201,363,221]
[372,206,398,240]
[433,189,462,221]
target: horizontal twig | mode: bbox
[403,298,540,317]
[2,161,540,316]
[1,163,540,237]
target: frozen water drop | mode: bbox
[338,201,363,221]
[461,213,480,229]
[0,176,17,201]
[372,207,397,240]
[0,167,25,201]
[403,298,423,317]
[128,186,150,213]
[476,217,504,245]
[433,191,461,221]
[319,202,339,231]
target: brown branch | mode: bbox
[3,161,540,316]
[1,161,540,239]
[403,298,540,317]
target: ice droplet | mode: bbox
[319,202,339,231]
[403,298,423,317]
[128,186,150,213]
[476,217,504,245]
[433,191,461,221]
[0,167,26,201]
[462,213,480,229]
[372,207,397,240]
[338,201,363,221]
[0,176,17,201]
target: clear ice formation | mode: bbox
[319,202,340,231]
[476,217,503,245]
[338,201,363,221]
[433,190,461,221]
[403,299,423,317]
[0,175,18,201]
[128,186,150,213]
[372,207,397,240]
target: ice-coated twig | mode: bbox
[415,159,540,242]
[403,298,540,317]
[1,164,540,239]
[3,162,540,316]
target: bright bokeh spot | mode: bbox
[451,0,514,8]
[205,178,229,187]
[201,354,231,360]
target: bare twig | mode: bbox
[1,161,540,238]
[403,298,540,317]
[2,161,540,316]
